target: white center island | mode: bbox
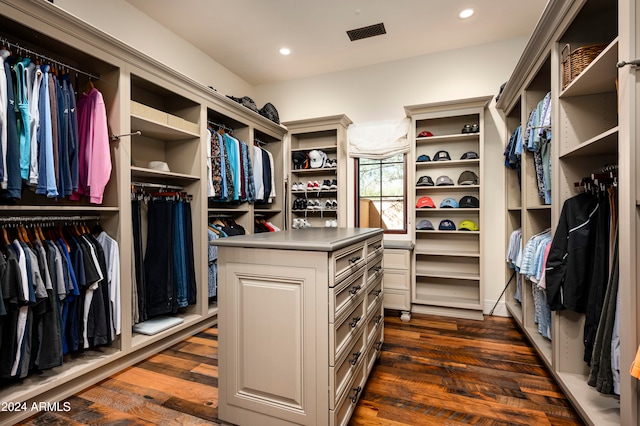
[213,227,384,426]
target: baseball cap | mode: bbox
[458,170,479,185]
[440,197,459,208]
[148,161,170,172]
[436,175,454,186]
[461,151,479,160]
[416,176,434,187]
[416,219,434,230]
[417,131,433,137]
[459,195,480,208]
[308,149,327,168]
[459,220,479,231]
[438,219,456,231]
[416,196,435,208]
[433,150,451,161]
[417,154,431,162]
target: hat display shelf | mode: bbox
[405,96,490,321]
[283,115,352,229]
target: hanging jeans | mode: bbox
[184,201,197,305]
[144,198,176,318]
[132,199,147,322]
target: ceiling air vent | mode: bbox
[346,23,386,41]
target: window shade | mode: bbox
[348,118,410,160]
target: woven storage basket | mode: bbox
[561,43,606,89]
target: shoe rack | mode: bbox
[283,115,352,229]
[405,96,491,321]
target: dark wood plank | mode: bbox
[20,313,585,426]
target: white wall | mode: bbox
[53,0,523,316]
[254,39,526,316]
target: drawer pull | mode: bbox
[374,266,383,274]
[350,351,362,366]
[375,341,383,351]
[350,386,362,403]
[349,255,361,264]
[350,285,362,295]
[375,314,383,324]
[350,315,362,328]
[373,289,382,297]
[374,244,382,250]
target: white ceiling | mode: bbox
[125,0,549,86]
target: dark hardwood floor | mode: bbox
[21,312,585,426]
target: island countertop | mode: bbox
[210,227,382,252]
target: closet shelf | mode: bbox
[131,313,205,350]
[415,249,480,257]
[415,185,480,191]
[0,205,120,212]
[415,270,480,280]
[291,146,337,153]
[559,126,618,158]
[523,326,552,366]
[416,229,480,235]
[130,166,199,182]
[559,38,619,98]
[415,159,480,168]
[416,133,479,144]
[291,168,337,175]
[131,114,199,141]
[415,208,480,213]
[525,204,551,211]
[412,293,482,310]
[0,346,121,404]
[556,371,621,425]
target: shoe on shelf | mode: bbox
[292,218,301,229]
[302,219,312,228]
[321,179,331,190]
[325,219,332,227]
[332,159,338,168]
[330,179,338,190]
[461,124,472,134]
[325,199,332,209]
[330,219,338,227]
[331,199,338,209]
[471,123,479,133]
[291,182,298,191]
[292,199,299,210]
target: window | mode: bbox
[356,154,406,233]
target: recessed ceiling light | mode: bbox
[459,8,474,19]
[279,47,291,56]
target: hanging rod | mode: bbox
[112,131,141,141]
[207,120,234,133]
[0,215,100,223]
[254,138,267,146]
[131,181,184,191]
[0,36,101,81]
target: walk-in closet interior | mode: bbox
[0,0,638,425]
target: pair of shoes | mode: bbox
[291,181,304,191]
[330,179,338,190]
[461,123,480,133]
[307,199,322,210]
[321,179,334,190]
[323,158,337,168]
[307,180,321,190]
[324,219,338,227]
[293,218,312,229]
[292,198,307,210]
[324,199,338,209]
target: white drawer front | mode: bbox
[383,248,411,270]
[383,269,410,291]
[330,296,366,366]
[333,242,366,284]
[330,266,366,323]
[383,289,411,311]
[329,328,366,410]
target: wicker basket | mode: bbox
[561,43,606,89]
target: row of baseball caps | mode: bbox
[417,195,479,209]
[417,170,478,187]
[417,218,479,231]
[417,150,478,162]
